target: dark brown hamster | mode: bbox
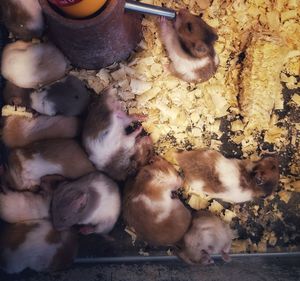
[2,115,80,148]
[123,157,192,246]
[176,149,280,203]
[52,172,120,235]
[159,9,219,83]
[2,81,31,107]
[82,88,148,181]
[5,139,95,191]
[1,0,44,40]
[0,220,77,273]
[30,76,90,116]
[176,210,232,265]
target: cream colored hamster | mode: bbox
[1,41,68,89]
[176,210,232,265]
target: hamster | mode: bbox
[2,115,80,148]
[5,139,95,191]
[176,149,280,203]
[159,9,219,83]
[2,81,31,107]
[176,210,232,265]
[1,0,44,40]
[123,157,192,246]
[1,40,68,89]
[0,188,50,223]
[0,220,77,273]
[52,172,121,235]
[30,75,90,116]
[82,88,148,181]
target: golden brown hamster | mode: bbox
[123,157,191,246]
[2,115,80,148]
[5,139,95,191]
[0,220,77,273]
[159,9,219,83]
[52,172,121,235]
[176,149,279,203]
[176,210,232,265]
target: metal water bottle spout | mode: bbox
[124,0,176,20]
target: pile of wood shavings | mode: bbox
[71,0,300,253]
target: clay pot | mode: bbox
[39,0,142,69]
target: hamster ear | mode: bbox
[254,171,265,186]
[66,190,88,214]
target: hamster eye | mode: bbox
[271,164,277,170]
[186,22,193,33]
[100,129,109,139]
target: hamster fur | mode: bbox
[0,220,77,273]
[2,115,80,148]
[176,149,280,203]
[159,9,219,83]
[177,210,232,265]
[1,40,68,89]
[123,157,192,245]
[5,139,95,191]
[52,172,121,235]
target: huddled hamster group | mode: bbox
[0,0,281,275]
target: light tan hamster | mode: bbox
[176,210,232,265]
[2,115,80,148]
[1,41,68,89]
[0,188,50,223]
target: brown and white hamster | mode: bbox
[176,210,232,265]
[0,220,78,273]
[82,88,147,181]
[2,115,80,148]
[123,157,192,246]
[176,149,280,203]
[1,0,44,40]
[159,9,219,83]
[30,76,90,116]
[5,139,95,191]
[52,172,121,235]
[2,81,31,107]
[0,188,50,223]
[1,41,68,89]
